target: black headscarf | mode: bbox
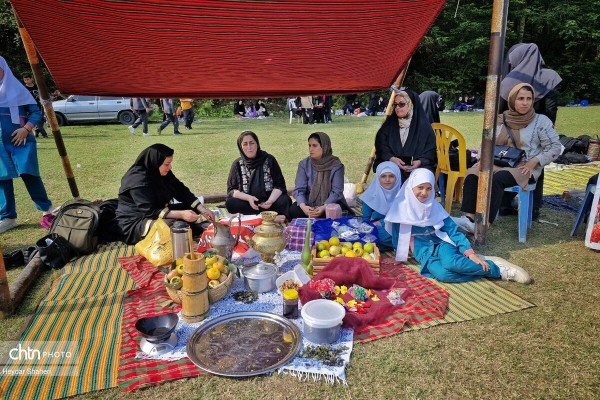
[119,144,175,196]
[374,88,437,176]
[237,130,268,170]
[419,91,442,124]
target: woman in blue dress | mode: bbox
[0,56,52,233]
[360,161,402,249]
[384,168,530,284]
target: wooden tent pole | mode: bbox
[0,245,13,317]
[360,59,411,184]
[12,7,80,198]
[474,0,509,246]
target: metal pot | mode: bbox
[241,262,277,293]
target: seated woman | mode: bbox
[289,132,353,219]
[374,88,437,183]
[116,144,214,244]
[454,83,562,233]
[360,161,402,249]
[233,100,245,118]
[385,168,530,283]
[225,130,291,217]
[255,100,269,117]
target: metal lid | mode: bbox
[243,262,277,279]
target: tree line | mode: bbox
[2,0,598,104]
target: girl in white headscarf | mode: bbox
[384,168,530,283]
[0,56,53,233]
[360,161,402,249]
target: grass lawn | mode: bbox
[1,106,599,399]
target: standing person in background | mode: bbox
[300,96,314,124]
[0,56,53,233]
[498,43,562,220]
[21,72,48,138]
[129,97,151,136]
[157,98,181,135]
[323,95,333,123]
[419,91,444,124]
[180,98,194,130]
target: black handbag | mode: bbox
[36,233,75,269]
[494,116,525,168]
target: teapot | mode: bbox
[246,211,286,263]
[208,213,242,261]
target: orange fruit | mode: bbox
[329,236,341,246]
[213,261,225,272]
[207,267,221,280]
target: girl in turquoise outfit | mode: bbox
[360,161,401,249]
[0,56,52,233]
[384,168,530,283]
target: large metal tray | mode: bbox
[186,311,302,377]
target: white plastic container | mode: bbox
[301,299,346,344]
[276,264,311,294]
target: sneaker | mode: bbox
[451,215,475,234]
[128,126,136,134]
[485,256,531,284]
[157,126,162,135]
[142,132,151,137]
[0,218,18,234]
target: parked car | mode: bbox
[52,95,136,125]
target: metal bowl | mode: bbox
[186,311,302,377]
[241,262,277,293]
[135,312,179,343]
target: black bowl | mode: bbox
[135,313,179,342]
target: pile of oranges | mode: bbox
[314,236,376,262]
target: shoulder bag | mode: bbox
[493,116,526,168]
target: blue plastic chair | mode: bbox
[504,183,536,242]
[570,184,596,236]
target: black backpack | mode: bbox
[50,199,101,255]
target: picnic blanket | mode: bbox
[373,255,536,334]
[543,162,600,196]
[0,243,135,400]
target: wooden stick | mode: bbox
[9,255,46,310]
[360,59,412,184]
[0,245,13,317]
[187,228,195,260]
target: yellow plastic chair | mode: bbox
[432,123,467,212]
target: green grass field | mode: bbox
[1,107,600,399]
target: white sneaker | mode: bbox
[452,216,475,234]
[485,256,531,284]
[142,132,151,137]
[128,126,136,134]
[0,218,17,234]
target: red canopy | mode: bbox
[11,0,445,98]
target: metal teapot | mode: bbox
[209,213,242,261]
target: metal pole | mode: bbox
[474,0,509,246]
[12,7,80,198]
[360,59,411,184]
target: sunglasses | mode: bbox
[393,102,407,108]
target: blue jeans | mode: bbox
[0,174,52,219]
[420,241,501,283]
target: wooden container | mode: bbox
[587,139,600,161]
[311,244,380,274]
[166,271,234,304]
[182,252,206,292]
[181,288,209,323]
[181,252,209,323]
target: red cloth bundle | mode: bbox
[299,258,409,330]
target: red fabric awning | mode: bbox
[11,0,445,98]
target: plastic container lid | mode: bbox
[282,289,298,300]
[301,299,346,328]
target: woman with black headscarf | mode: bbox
[116,144,214,244]
[419,90,444,124]
[289,132,353,219]
[225,131,291,217]
[374,88,437,183]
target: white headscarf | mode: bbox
[0,56,37,124]
[360,161,402,215]
[384,168,455,262]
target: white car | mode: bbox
[52,95,136,126]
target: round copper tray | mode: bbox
[186,311,302,377]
